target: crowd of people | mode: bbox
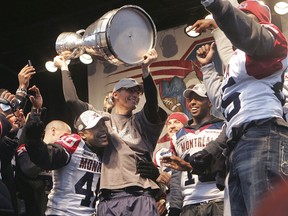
[0,0,287,216]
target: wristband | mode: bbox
[32,107,42,114]
[16,88,27,96]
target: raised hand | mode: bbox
[188,19,218,34]
[141,48,158,78]
[18,64,36,90]
[196,42,216,66]
[53,55,69,71]
[28,85,43,109]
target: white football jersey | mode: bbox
[46,134,101,216]
[221,24,288,137]
[283,69,288,120]
[171,121,224,206]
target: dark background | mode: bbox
[0,0,283,127]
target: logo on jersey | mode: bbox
[175,129,222,154]
[79,157,101,173]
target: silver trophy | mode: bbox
[46,5,156,72]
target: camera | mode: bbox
[10,99,20,112]
[0,98,20,114]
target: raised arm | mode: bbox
[196,43,223,112]
[23,108,69,170]
[21,86,69,170]
[142,49,167,124]
[53,56,89,118]
[16,64,36,109]
[202,0,274,56]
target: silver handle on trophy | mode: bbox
[45,29,93,72]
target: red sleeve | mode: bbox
[54,133,82,154]
[16,144,27,156]
[246,24,288,79]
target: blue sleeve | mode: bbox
[168,169,183,214]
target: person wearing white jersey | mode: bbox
[21,86,109,216]
[168,83,224,216]
[152,112,189,215]
[191,0,288,215]
[16,119,72,216]
[283,69,288,120]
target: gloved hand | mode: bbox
[188,149,212,174]
[136,160,160,181]
[25,117,44,140]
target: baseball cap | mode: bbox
[112,78,143,93]
[75,110,109,131]
[183,83,207,98]
[166,112,189,125]
[238,0,271,23]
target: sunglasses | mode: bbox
[119,87,143,95]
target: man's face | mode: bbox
[113,87,143,111]
[84,120,109,150]
[186,93,211,120]
[166,119,184,139]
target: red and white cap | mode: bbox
[238,0,271,23]
[166,112,189,125]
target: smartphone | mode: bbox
[28,59,33,66]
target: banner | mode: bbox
[87,24,220,150]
